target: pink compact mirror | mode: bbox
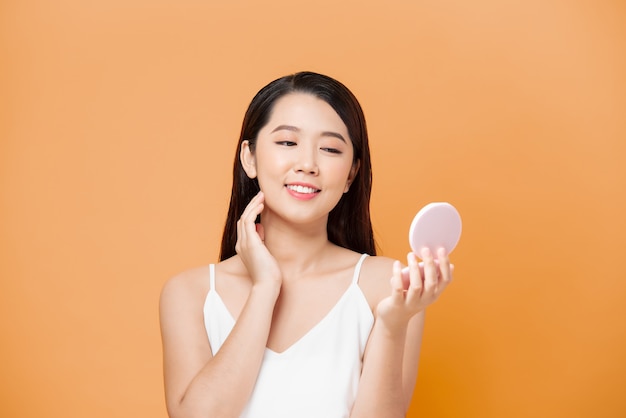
[401,202,462,283]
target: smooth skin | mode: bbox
[159,93,453,418]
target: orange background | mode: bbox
[1,1,625,417]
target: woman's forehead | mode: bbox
[265,93,350,139]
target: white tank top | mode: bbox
[203,254,374,418]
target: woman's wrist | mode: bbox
[375,314,413,340]
[250,280,281,300]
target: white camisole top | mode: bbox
[203,254,374,418]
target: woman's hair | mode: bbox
[219,71,376,260]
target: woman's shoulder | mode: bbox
[161,256,245,294]
[160,265,211,306]
[363,254,396,272]
[161,256,253,307]
[329,247,395,277]
[358,254,397,310]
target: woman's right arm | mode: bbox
[160,276,279,418]
[160,191,281,418]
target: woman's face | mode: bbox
[241,92,358,226]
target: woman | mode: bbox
[159,71,453,418]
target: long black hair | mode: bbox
[219,71,376,260]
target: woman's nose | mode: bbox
[294,146,319,175]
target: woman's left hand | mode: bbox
[376,248,453,332]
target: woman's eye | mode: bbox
[276,141,296,146]
[322,147,342,154]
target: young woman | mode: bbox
[159,71,453,418]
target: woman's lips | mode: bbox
[285,183,320,200]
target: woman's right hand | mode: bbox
[235,191,282,287]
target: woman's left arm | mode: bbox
[351,248,452,418]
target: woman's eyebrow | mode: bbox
[270,125,346,143]
[321,131,346,143]
[271,124,299,134]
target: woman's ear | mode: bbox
[344,160,360,193]
[240,140,257,179]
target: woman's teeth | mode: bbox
[287,185,318,194]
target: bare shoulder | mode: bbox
[358,255,397,312]
[159,266,215,336]
[160,265,211,308]
[160,256,251,324]
[362,254,396,275]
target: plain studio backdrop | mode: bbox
[1,1,625,417]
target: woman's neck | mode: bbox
[260,216,333,280]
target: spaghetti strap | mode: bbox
[351,254,369,285]
[209,264,216,291]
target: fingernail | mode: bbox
[437,247,447,257]
[421,247,431,258]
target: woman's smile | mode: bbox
[285,182,321,200]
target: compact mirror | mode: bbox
[401,202,462,283]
